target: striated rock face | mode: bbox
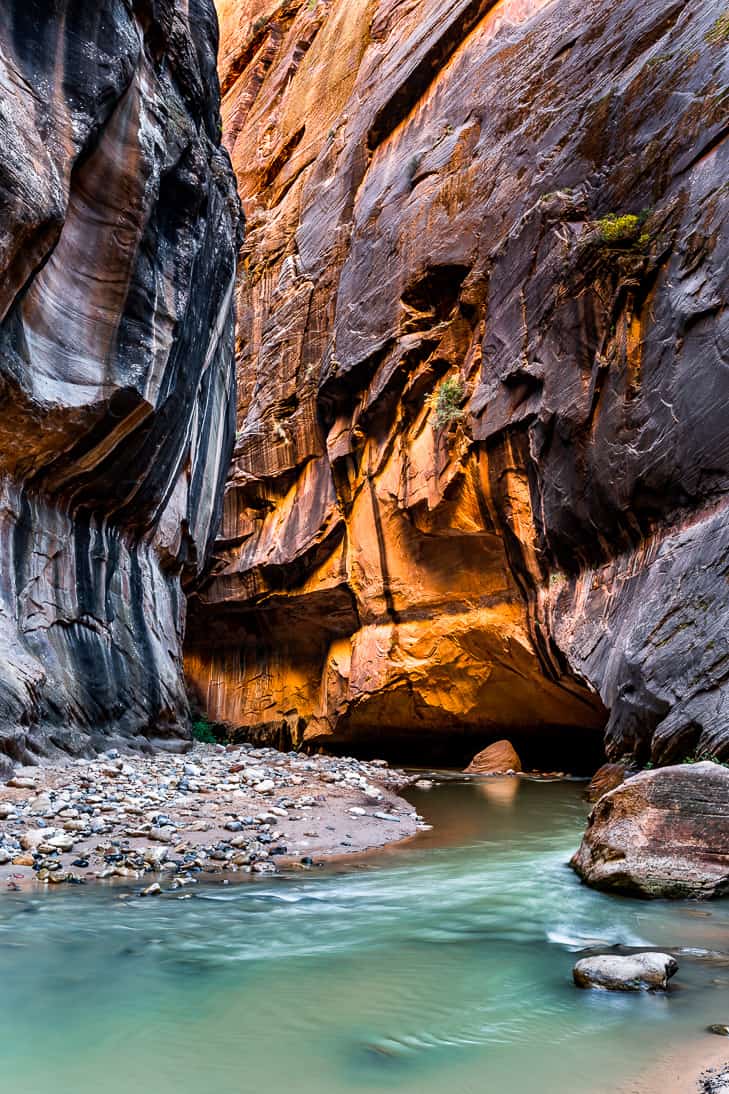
[465,740,522,775]
[571,763,729,899]
[0,1,240,772]
[585,762,629,803]
[188,0,727,766]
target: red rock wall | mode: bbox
[187,0,729,766]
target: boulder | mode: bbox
[571,763,729,898]
[465,741,522,775]
[573,952,678,991]
[585,762,628,802]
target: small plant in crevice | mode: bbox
[706,12,729,44]
[192,717,219,744]
[427,376,466,429]
[681,751,729,767]
[593,212,650,249]
[646,52,672,69]
[252,14,268,34]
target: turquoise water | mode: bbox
[1,777,728,1093]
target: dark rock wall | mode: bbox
[0,0,240,771]
[189,0,728,767]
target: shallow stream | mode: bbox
[1,777,727,1093]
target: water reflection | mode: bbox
[475,774,520,806]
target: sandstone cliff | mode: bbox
[0,0,239,773]
[188,0,728,767]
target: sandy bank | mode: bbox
[0,744,425,893]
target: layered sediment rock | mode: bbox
[585,763,629,803]
[571,763,729,898]
[465,740,522,775]
[0,1,240,773]
[187,0,728,765]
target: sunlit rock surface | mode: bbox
[0,0,240,773]
[465,740,522,775]
[188,0,727,765]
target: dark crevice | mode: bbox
[321,722,606,774]
[366,0,500,151]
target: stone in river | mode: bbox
[573,953,678,991]
[585,762,628,803]
[465,741,522,775]
[571,763,729,899]
[141,883,163,897]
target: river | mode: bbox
[1,776,727,1093]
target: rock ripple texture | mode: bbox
[0,1,240,773]
[185,0,729,767]
[465,740,522,775]
[571,762,729,899]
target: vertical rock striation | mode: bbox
[0,0,240,772]
[188,0,727,766]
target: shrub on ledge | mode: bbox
[428,376,465,429]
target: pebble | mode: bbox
[0,745,415,891]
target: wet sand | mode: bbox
[623,1033,729,1093]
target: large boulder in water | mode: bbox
[465,740,522,775]
[573,952,678,991]
[571,762,729,898]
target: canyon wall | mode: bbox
[0,0,240,773]
[188,0,728,767]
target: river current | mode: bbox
[1,777,727,1093]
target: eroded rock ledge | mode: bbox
[186,0,728,765]
[0,1,240,773]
